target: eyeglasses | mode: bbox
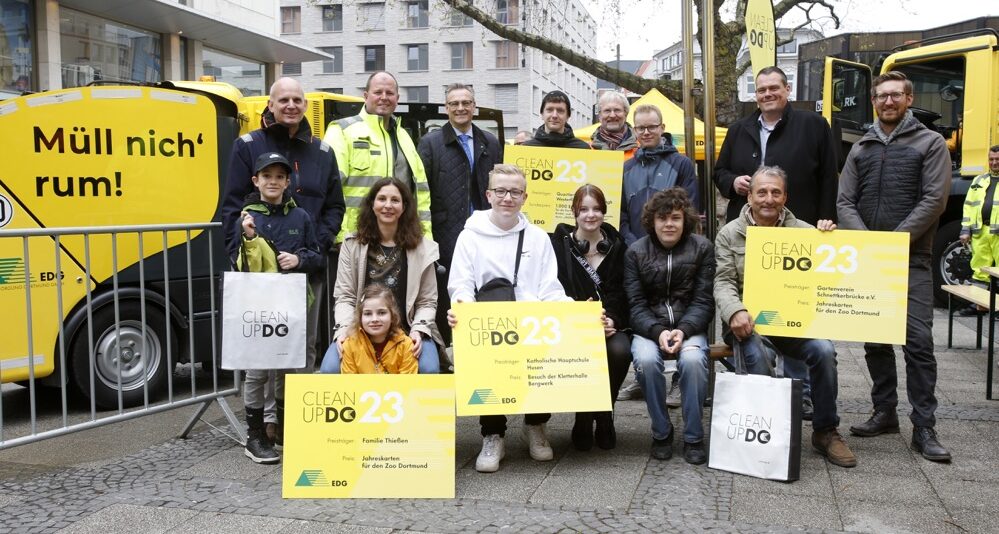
[634,124,663,134]
[489,188,525,199]
[446,100,475,109]
[874,92,908,103]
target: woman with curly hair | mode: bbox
[320,177,442,373]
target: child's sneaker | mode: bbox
[245,431,280,464]
[523,423,554,461]
[475,434,505,472]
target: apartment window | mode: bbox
[450,42,473,69]
[358,3,385,31]
[60,8,161,87]
[495,41,518,69]
[281,6,301,34]
[203,47,264,96]
[496,0,518,25]
[407,44,429,71]
[320,46,342,73]
[363,45,385,72]
[405,86,429,102]
[493,84,518,112]
[746,74,755,94]
[449,1,473,26]
[777,40,798,54]
[406,0,429,28]
[318,87,344,94]
[322,5,343,32]
[2,0,32,92]
[283,62,301,76]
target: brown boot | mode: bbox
[812,428,857,468]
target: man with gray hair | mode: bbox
[589,91,638,158]
[715,165,857,469]
[417,83,502,344]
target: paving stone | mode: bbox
[730,493,841,530]
[839,499,954,534]
[57,504,198,534]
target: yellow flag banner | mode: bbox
[743,226,909,344]
[282,374,455,498]
[745,0,777,77]
[743,227,909,344]
[452,301,610,416]
[504,145,623,232]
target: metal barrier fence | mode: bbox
[0,222,245,450]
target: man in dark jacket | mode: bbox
[624,188,714,464]
[838,71,952,462]
[222,77,346,378]
[713,66,838,225]
[522,90,591,150]
[417,83,502,344]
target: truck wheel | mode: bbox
[933,220,973,306]
[71,301,173,409]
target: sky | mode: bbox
[583,0,997,61]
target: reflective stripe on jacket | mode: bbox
[323,108,432,242]
[962,172,999,235]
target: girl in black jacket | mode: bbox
[551,185,632,450]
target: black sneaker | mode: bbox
[245,432,280,464]
[683,441,707,465]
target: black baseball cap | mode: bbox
[254,152,292,174]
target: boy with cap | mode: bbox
[237,152,323,464]
[522,90,591,149]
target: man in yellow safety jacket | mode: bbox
[960,145,999,291]
[324,71,432,242]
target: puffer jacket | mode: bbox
[236,192,323,276]
[340,328,416,374]
[551,222,629,330]
[222,120,345,258]
[837,111,951,257]
[623,232,715,341]
[416,123,502,268]
[522,124,591,149]
[620,138,699,245]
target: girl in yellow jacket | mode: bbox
[340,284,418,374]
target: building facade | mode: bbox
[0,0,327,98]
[278,0,598,138]
[647,28,823,102]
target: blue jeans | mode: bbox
[319,339,440,373]
[736,333,839,430]
[632,333,709,443]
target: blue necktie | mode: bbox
[458,134,475,215]
[458,134,474,167]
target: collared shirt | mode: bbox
[757,115,780,162]
[747,207,786,227]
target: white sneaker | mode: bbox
[475,434,505,473]
[523,423,554,461]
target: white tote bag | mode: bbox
[221,271,307,370]
[708,359,803,481]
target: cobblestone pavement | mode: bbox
[2,310,998,533]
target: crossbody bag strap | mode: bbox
[512,229,525,287]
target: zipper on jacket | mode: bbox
[873,144,886,229]
[664,249,675,326]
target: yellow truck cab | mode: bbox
[821,29,999,304]
[1,82,505,408]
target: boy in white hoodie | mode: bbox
[447,164,571,473]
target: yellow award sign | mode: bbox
[452,301,610,416]
[743,227,908,344]
[282,374,455,499]
[504,145,623,232]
